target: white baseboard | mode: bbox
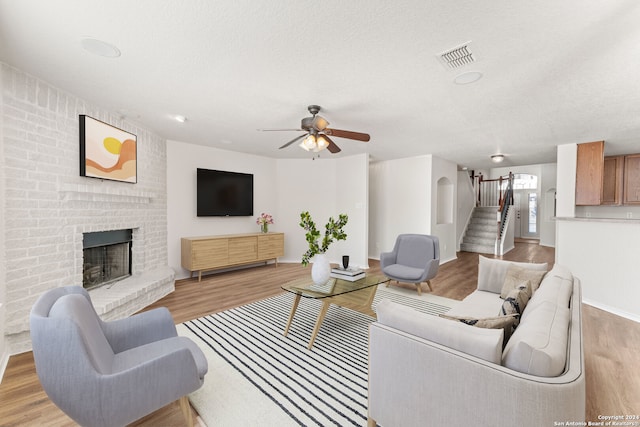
[440,255,457,265]
[0,349,10,384]
[582,299,640,324]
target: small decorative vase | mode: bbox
[260,223,269,233]
[311,253,331,285]
[342,255,349,270]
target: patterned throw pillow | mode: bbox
[500,265,547,299]
[439,313,518,329]
[501,280,532,320]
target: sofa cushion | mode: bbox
[500,265,546,298]
[477,256,548,294]
[376,299,504,364]
[446,290,504,319]
[522,265,573,323]
[383,264,424,281]
[502,301,571,377]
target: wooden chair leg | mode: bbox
[367,416,377,427]
[415,282,422,295]
[179,395,194,427]
[426,280,433,292]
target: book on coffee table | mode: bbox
[331,267,365,282]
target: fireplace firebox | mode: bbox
[83,229,132,290]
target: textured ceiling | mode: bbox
[1,0,640,169]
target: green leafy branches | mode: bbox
[299,211,348,266]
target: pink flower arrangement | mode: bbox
[256,213,274,226]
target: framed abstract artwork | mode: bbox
[79,115,137,183]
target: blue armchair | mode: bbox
[30,286,207,427]
[380,234,440,295]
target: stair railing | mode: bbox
[474,172,513,208]
[497,172,514,239]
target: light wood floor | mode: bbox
[1,242,638,426]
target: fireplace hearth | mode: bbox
[83,229,133,290]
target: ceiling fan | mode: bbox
[262,105,370,153]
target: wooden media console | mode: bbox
[181,232,284,281]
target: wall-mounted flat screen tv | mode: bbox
[197,168,254,216]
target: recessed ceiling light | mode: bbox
[174,115,187,123]
[454,71,483,85]
[117,110,140,120]
[80,37,121,58]
[491,154,505,163]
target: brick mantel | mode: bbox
[59,182,158,203]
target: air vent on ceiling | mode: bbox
[437,41,477,70]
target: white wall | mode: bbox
[0,65,7,379]
[555,144,640,321]
[275,154,369,268]
[556,218,640,322]
[556,143,577,218]
[275,158,336,266]
[368,154,456,263]
[334,154,369,268]
[167,141,279,278]
[369,156,431,258]
[429,155,458,263]
[167,142,369,277]
[540,163,557,247]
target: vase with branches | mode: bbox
[299,211,348,266]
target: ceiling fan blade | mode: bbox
[323,135,341,153]
[258,128,304,132]
[279,133,307,149]
[324,128,370,142]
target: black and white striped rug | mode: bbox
[178,286,456,427]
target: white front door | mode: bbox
[513,192,522,239]
[514,189,539,238]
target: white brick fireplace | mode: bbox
[1,63,174,354]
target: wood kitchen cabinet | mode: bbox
[601,155,624,205]
[624,154,640,205]
[181,232,284,281]
[575,141,604,205]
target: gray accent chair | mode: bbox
[30,286,207,427]
[380,234,440,295]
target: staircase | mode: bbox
[460,206,498,254]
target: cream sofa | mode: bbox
[368,257,585,427]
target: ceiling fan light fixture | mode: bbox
[491,154,505,163]
[315,136,329,152]
[300,134,316,151]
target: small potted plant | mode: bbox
[299,211,348,284]
[256,213,274,233]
